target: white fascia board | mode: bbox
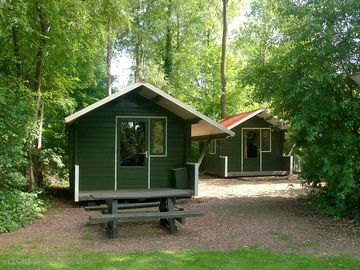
[226,108,266,130]
[226,108,288,130]
[65,82,143,123]
[142,83,234,137]
[64,82,234,137]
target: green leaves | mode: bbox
[239,0,360,221]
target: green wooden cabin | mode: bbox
[65,82,234,201]
[201,109,292,177]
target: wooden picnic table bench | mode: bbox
[87,196,203,238]
[84,201,161,211]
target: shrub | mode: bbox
[0,190,47,233]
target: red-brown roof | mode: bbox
[219,109,261,128]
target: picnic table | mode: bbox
[85,189,204,238]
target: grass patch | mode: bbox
[0,248,358,270]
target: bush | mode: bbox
[0,190,47,233]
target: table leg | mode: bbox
[106,199,118,239]
[166,197,177,234]
[159,198,168,226]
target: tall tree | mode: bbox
[239,0,360,220]
[220,0,229,118]
[100,0,130,95]
[0,0,119,189]
[163,0,173,80]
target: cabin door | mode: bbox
[117,118,148,189]
[243,129,260,171]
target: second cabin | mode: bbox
[201,108,292,177]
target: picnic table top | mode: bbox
[79,188,193,201]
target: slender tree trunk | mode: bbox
[134,41,141,82]
[163,0,173,80]
[220,0,228,119]
[12,26,22,79]
[27,2,49,190]
[176,13,180,51]
[134,2,143,82]
[106,27,112,96]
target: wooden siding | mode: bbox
[220,125,242,172]
[200,140,222,175]
[201,116,289,175]
[69,91,188,191]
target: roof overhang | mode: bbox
[65,82,234,139]
[226,108,288,130]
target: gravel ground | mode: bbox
[0,175,359,258]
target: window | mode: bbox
[120,121,146,166]
[150,118,166,156]
[261,129,271,152]
[209,140,216,154]
[244,130,259,159]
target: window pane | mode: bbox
[261,129,271,152]
[120,121,145,166]
[209,140,216,154]
[151,119,165,155]
[245,131,259,158]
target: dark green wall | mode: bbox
[201,116,289,174]
[69,89,188,191]
[200,141,221,175]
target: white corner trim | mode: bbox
[74,164,79,202]
[220,156,228,177]
[290,155,294,175]
[114,117,117,190]
[186,162,199,196]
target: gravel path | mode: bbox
[0,175,359,257]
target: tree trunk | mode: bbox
[27,2,49,190]
[12,26,22,79]
[134,40,141,82]
[106,28,112,96]
[134,2,143,82]
[220,0,228,119]
[163,0,173,80]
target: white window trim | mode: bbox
[114,116,168,190]
[149,117,167,157]
[260,128,272,153]
[241,127,272,172]
[209,139,217,155]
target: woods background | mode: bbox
[0,0,359,232]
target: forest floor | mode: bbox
[0,175,359,259]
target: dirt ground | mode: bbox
[0,175,359,258]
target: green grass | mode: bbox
[0,248,358,270]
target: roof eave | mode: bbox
[64,82,234,138]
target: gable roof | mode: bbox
[219,108,288,130]
[65,82,234,138]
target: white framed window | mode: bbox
[261,129,271,152]
[209,139,217,154]
[150,118,167,156]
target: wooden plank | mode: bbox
[106,199,118,238]
[166,197,177,234]
[227,171,289,177]
[81,188,193,201]
[89,210,204,222]
[84,201,161,211]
